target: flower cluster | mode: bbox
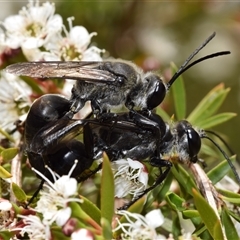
[12,162,86,239]
[112,158,148,199]
[114,209,165,240]
[1,0,103,62]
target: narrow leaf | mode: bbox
[101,217,113,240]
[0,166,12,178]
[221,208,239,240]
[187,84,230,125]
[80,195,101,224]
[170,62,186,120]
[165,192,185,211]
[0,231,14,240]
[0,128,15,142]
[198,112,236,129]
[1,148,19,161]
[12,183,27,202]
[192,188,225,240]
[182,210,200,218]
[171,164,196,196]
[207,157,235,184]
[101,153,114,225]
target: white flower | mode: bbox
[112,158,148,198]
[0,199,12,211]
[16,214,51,240]
[33,161,83,226]
[3,0,62,50]
[0,199,14,231]
[0,72,31,140]
[71,228,94,240]
[42,17,103,61]
[40,16,104,96]
[114,209,165,240]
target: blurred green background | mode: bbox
[2,1,240,160]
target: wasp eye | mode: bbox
[186,128,201,162]
[176,120,201,163]
[146,75,166,110]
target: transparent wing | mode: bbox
[6,61,116,83]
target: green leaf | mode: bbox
[198,112,236,129]
[126,196,145,213]
[227,209,240,222]
[171,163,196,196]
[187,84,230,126]
[0,166,12,178]
[221,196,240,204]
[0,231,14,240]
[201,143,220,159]
[207,157,235,184]
[51,228,70,240]
[0,128,15,142]
[192,188,225,239]
[1,148,19,161]
[80,195,101,224]
[172,214,181,238]
[152,170,173,203]
[222,208,239,240]
[182,210,200,218]
[101,217,113,240]
[193,224,207,237]
[170,62,186,120]
[12,182,27,202]
[68,201,91,224]
[217,188,240,200]
[165,192,185,211]
[100,153,114,225]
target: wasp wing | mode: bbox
[31,118,86,153]
[6,61,116,83]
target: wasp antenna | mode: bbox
[167,32,225,89]
[169,51,230,86]
[205,130,236,156]
[202,135,240,186]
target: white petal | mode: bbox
[55,176,78,197]
[82,47,103,61]
[0,200,12,211]
[127,158,144,169]
[4,15,26,32]
[21,37,45,49]
[138,170,148,186]
[22,47,43,61]
[71,229,94,240]
[46,14,63,33]
[114,179,131,198]
[56,207,71,226]
[145,209,164,228]
[69,26,91,49]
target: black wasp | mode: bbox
[5,32,236,207]
[84,111,240,209]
